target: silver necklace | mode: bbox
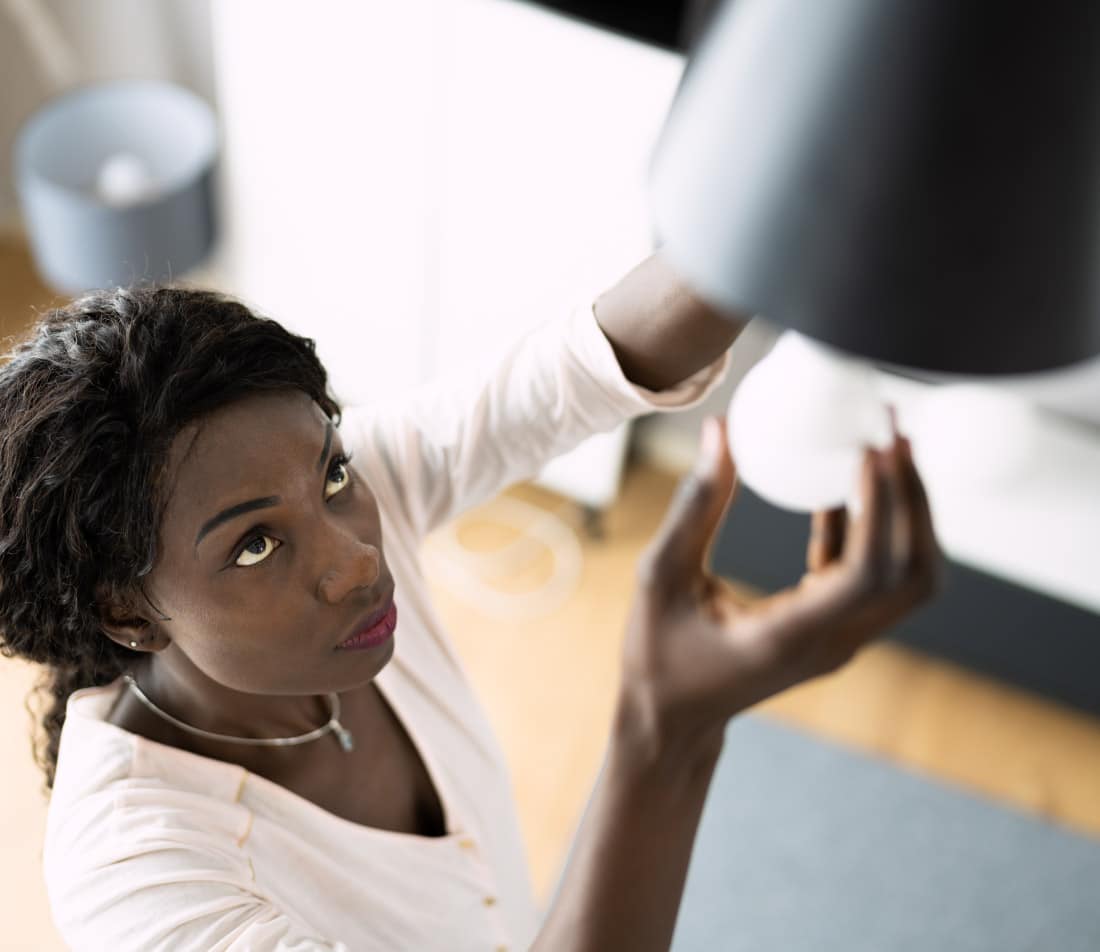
[122,674,355,752]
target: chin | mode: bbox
[331,634,396,691]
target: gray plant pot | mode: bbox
[14,78,219,294]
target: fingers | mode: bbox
[885,408,912,585]
[884,403,940,595]
[899,435,943,593]
[845,447,889,581]
[807,507,847,573]
[844,409,940,602]
[638,416,738,598]
[738,411,942,690]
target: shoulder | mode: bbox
[46,681,253,896]
[45,724,257,949]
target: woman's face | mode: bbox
[143,389,395,696]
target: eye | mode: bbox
[235,534,280,567]
[325,453,353,500]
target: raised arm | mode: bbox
[531,414,941,951]
[344,253,737,539]
[593,250,750,391]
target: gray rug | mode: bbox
[672,716,1100,951]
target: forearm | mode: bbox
[531,705,722,952]
[593,250,750,391]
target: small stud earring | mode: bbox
[129,641,138,649]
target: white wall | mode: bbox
[208,0,682,385]
[207,0,441,401]
[207,0,685,508]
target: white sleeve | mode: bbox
[341,300,731,538]
[49,839,351,952]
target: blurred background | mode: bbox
[1,1,1098,949]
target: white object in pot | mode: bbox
[95,152,159,206]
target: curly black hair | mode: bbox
[0,286,340,790]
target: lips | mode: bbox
[337,595,397,650]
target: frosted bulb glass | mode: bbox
[95,152,159,206]
[728,332,891,512]
[905,384,1040,491]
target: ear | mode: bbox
[95,589,169,654]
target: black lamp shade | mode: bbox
[650,0,1100,374]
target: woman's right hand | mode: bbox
[615,413,942,769]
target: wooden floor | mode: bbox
[1,235,1099,948]
[429,474,1100,901]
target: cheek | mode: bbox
[160,572,309,672]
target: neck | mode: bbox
[132,648,340,744]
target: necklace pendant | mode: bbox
[332,720,355,753]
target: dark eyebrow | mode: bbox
[195,423,333,550]
[317,422,333,471]
[195,497,281,549]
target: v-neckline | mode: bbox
[101,674,460,842]
[370,672,454,837]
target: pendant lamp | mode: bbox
[650,0,1100,375]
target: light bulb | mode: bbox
[95,152,159,206]
[727,331,891,512]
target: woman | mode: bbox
[0,253,938,950]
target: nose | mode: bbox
[317,537,381,604]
